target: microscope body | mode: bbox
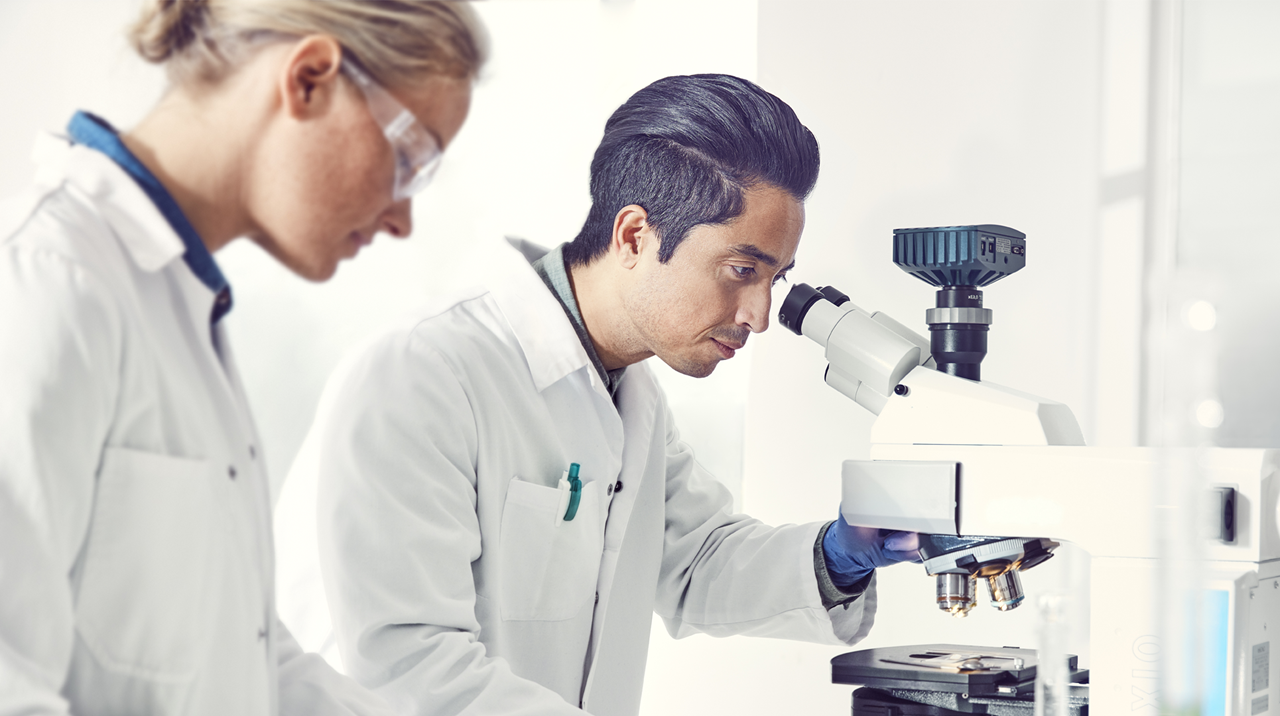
[781,225,1280,714]
[839,351,1280,714]
[781,276,1078,615]
[854,404,1280,714]
[846,365,1081,617]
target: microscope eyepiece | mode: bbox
[778,283,825,335]
[817,286,851,307]
[779,283,856,336]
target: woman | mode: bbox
[0,1,485,714]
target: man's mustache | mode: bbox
[710,326,750,349]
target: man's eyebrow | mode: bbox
[729,244,780,267]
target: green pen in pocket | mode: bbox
[562,463,582,521]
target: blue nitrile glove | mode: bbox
[822,511,922,589]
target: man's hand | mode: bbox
[822,511,922,589]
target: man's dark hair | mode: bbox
[563,73,820,266]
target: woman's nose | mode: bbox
[381,199,413,239]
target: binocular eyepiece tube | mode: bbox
[778,283,930,415]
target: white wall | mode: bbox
[0,1,166,198]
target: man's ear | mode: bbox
[280,35,345,120]
[610,204,655,270]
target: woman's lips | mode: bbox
[347,232,373,256]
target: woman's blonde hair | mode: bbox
[130,0,488,87]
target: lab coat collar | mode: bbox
[64,111,232,324]
[32,131,186,275]
[488,238,609,397]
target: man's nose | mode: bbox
[738,283,772,333]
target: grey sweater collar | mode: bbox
[531,244,626,398]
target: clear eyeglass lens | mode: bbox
[344,60,443,201]
[387,116,442,200]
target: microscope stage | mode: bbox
[832,644,1084,694]
[834,645,1090,715]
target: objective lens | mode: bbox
[936,573,977,617]
[986,570,1026,611]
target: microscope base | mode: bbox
[850,686,1089,715]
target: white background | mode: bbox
[2,1,1273,715]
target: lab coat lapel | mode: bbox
[582,364,664,716]
[598,366,658,555]
[63,134,232,391]
[487,245,624,482]
[489,241,667,716]
[69,134,273,599]
[80,139,274,583]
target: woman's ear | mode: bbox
[279,35,345,119]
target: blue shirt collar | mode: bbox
[67,111,232,324]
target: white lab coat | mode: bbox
[293,241,876,716]
[0,132,393,716]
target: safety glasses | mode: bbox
[341,59,443,201]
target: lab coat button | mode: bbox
[607,483,614,496]
[257,626,267,641]
[248,445,256,459]
[228,465,237,480]
[614,480,623,493]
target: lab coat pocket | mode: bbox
[75,446,215,679]
[499,476,605,622]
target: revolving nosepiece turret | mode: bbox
[919,535,1057,617]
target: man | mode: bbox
[295,74,919,716]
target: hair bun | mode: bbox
[125,0,486,87]
[129,0,209,63]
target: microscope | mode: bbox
[781,225,1280,715]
